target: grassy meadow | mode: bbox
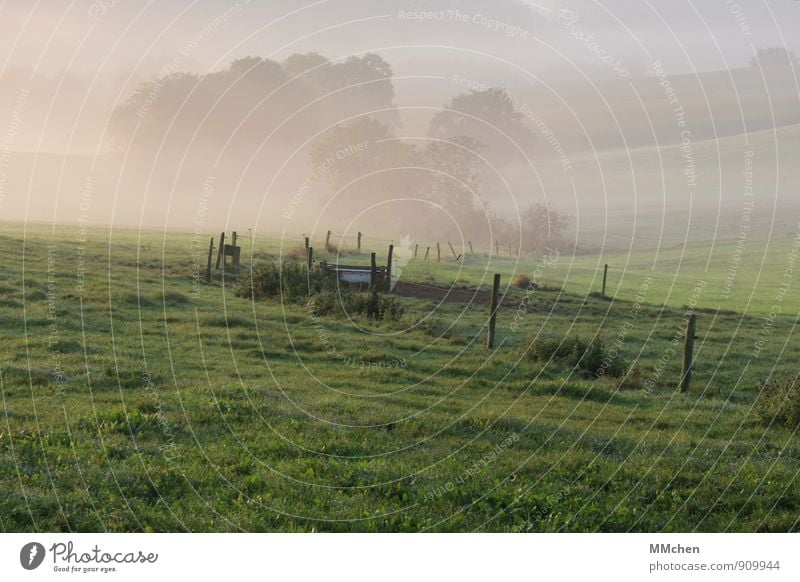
[1,223,799,532]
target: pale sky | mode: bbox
[2,0,798,79]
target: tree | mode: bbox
[282,52,330,79]
[310,117,398,190]
[108,52,399,155]
[517,203,569,254]
[428,88,537,157]
[307,118,416,225]
[750,47,798,68]
[413,136,488,239]
[309,121,490,240]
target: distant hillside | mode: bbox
[511,65,800,156]
[395,66,800,158]
[498,122,800,249]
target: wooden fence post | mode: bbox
[424,246,430,261]
[307,246,313,270]
[414,243,418,259]
[325,230,331,251]
[215,231,225,269]
[386,244,394,291]
[231,232,240,271]
[304,236,309,252]
[233,248,241,271]
[487,273,501,349]
[205,237,214,282]
[680,314,698,393]
[602,264,608,298]
[357,231,362,252]
[437,242,441,262]
[448,241,457,259]
[468,241,474,256]
[370,252,377,287]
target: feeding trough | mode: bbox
[319,261,387,289]
[313,245,395,291]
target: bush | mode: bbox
[514,274,531,288]
[286,245,308,261]
[756,375,800,429]
[236,261,329,302]
[307,288,404,321]
[520,335,629,379]
[514,274,559,292]
[376,294,405,321]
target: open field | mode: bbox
[1,225,799,532]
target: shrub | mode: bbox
[755,375,800,429]
[375,294,405,321]
[520,335,629,379]
[286,245,308,260]
[308,288,404,321]
[319,289,400,320]
[236,261,329,302]
[514,274,531,288]
[239,260,404,320]
[513,275,558,292]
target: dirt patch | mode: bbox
[392,281,551,313]
[392,281,495,305]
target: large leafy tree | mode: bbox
[310,119,490,241]
[413,136,488,238]
[750,47,798,68]
[109,52,398,154]
[428,88,537,157]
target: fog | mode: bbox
[1,0,799,249]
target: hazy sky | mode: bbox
[2,0,799,233]
[2,0,798,80]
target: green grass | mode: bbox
[0,225,798,532]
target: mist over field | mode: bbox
[1,0,798,249]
